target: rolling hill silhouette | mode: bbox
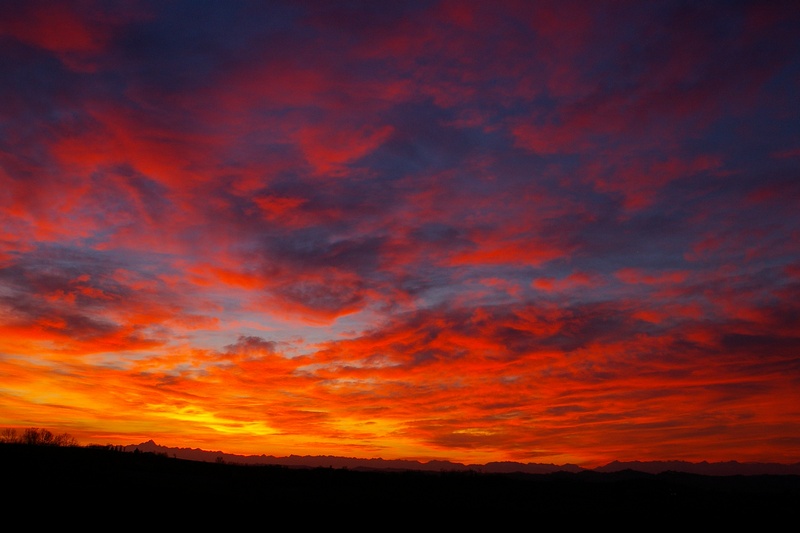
[3,441,798,527]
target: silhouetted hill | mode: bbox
[4,442,798,527]
[594,459,800,476]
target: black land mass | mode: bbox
[3,442,797,527]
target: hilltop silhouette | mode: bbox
[3,440,798,527]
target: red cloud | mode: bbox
[532,272,602,293]
[1,3,104,54]
[296,124,394,176]
[615,268,689,285]
[0,1,147,71]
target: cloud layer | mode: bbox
[1,0,799,467]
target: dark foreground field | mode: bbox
[4,443,797,527]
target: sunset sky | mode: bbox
[1,0,799,468]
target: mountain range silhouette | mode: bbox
[124,440,800,476]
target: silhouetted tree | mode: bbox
[23,427,52,445]
[0,428,18,443]
[2,427,78,446]
[52,432,79,447]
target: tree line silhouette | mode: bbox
[0,427,78,447]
